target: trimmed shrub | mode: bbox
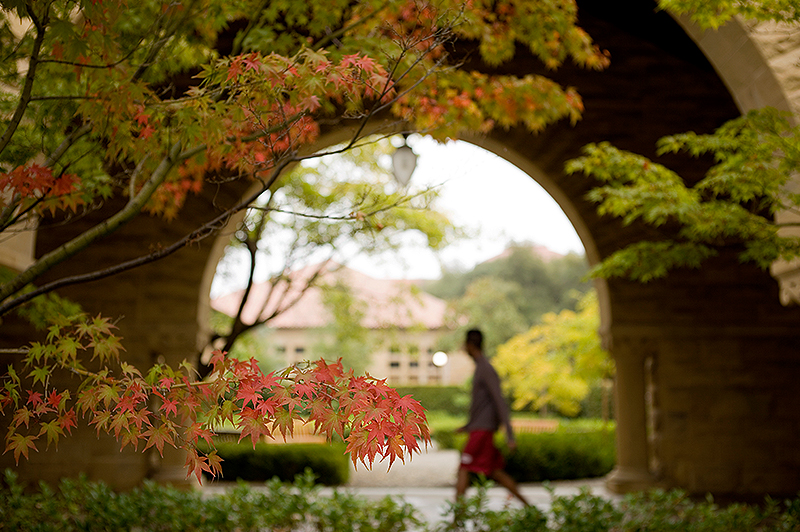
[393,385,470,416]
[506,427,616,482]
[208,442,350,485]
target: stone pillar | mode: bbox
[605,336,659,493]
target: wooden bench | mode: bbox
[213,419,327,445]
[511,418,559,434]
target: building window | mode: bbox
[295,347,305,355]
[409,361,419,368]
[389,361,401,369]
[276,346,286,354]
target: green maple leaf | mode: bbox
[38,419,64,448]
[272,407,295,441]
[109,412,131,438]
[28,366,50,387]
[97,383,120,408]
[90,410,113,435]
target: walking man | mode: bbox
[456,328,529,506]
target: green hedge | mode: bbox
[393,385,470,416]
[205,442,350,486]
[505,428,616,482]
[435,421,616,483]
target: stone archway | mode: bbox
[4,1,800,498]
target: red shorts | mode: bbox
[459,430,504,475]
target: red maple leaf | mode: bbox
[237,407,270,448]
[187,422,214,446]
[227,57,244,81]
[382,434,405,468]
[57,409,78,434]
[129,408,152,431]
[242,53,261,71]
[293,379,315,400]
[138,124,155,139]
[26,391,44,407]
[355,55,377,72]
[184,448,208,484]
[160,396,179,417]
[134,106,150,126]
[236,382,261,408]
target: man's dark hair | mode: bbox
[465,328,483,349]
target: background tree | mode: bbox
[203,138,456,375]
[493,291,613,418]
[441,276,529,358]
[567,2,800,283]
[313,279,373,374]
[568,109,800,282]
[427,244,590,321]
[428,244,591,356]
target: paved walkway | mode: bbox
[341,446,618,523]
[203,445,620,527]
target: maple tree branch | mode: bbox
[0,153,296,316]
[0,192,46,232]
[45,122,93,168]
[0,3,48,156]
[0,348,28,355]
[311,2,391,52]
[0,141,184,305]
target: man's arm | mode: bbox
[486,365,515,445]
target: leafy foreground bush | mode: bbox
[204,442,350,486]
[3,468,800,532]
[0,468,420,532]
[436,421,616,482]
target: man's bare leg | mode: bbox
[490,469,530,506]
[455,468,470,500]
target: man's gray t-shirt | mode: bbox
[463,356,514,443]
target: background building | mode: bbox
[211,261,473,386]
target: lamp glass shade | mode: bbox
[392,144,417,186]
[432,351,448,367]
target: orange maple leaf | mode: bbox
[4,433,37,465]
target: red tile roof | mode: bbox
[211,261,448,330]
[483,244,564,263]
